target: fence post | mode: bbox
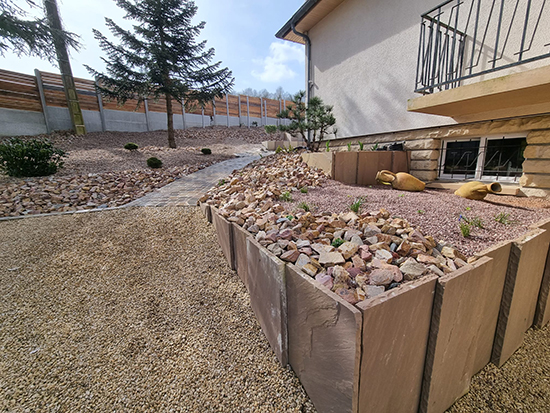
[283,99,286,126]
[34,69,51,134]
[238,95,242,126]
[202,106,205,128]
[278,99,282,127]
[181,99,186,129]
[247,96,250,128]
[144,98,151,131]
[226,94,230,127]
[212,99,216,126]
[95,81,106,132]
[260,98,264,127]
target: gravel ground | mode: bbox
[0,208,314,412]
[448,325,550,412]
[288,180,550,256]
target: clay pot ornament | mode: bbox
[454,181,502,200]
[375,170,426,192]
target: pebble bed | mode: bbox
[0,208,315,412]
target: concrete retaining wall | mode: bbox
[203,205,550,413]
[0,108,47,136]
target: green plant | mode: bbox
[300,186,308,194]
[350,196,364,213]
[398,193,405,198]
[124,142,138,150]
[217,179,226,187]
[288,143,293,152]
[0,138,66,177]
[358,141,364,151]
[276,91,336,152]
[201,148,212,155]
[325,140,330,152]
[347,142,352,151]
[465,206,472,211]
[264,125,277,134]
[286,215,293,221]
[467,216,485,229]
[275,146,284,154]
[280,191,292,202]
[147,157,163,168]
[418,209,425,215]
[298,201,310,212]
[251,121,258,127]
[495,212,511,225]
[331,238,345,248]
[459,221,471,237]
[371,143,379,151]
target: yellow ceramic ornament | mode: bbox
[375,170,426,192]
[454,181,502,200]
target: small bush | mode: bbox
[275,146,284,154]
[280,191,292,202]
[300,186,308,194]
[332,238,345,248]
[201,148,212,155]
[264,125,277,134]
[217,179,226,187]
[350,196,364,213]
[147,157,163,168]
[325,140,330,152]
[124,142,138,150]
[459,221,471,237]
[495,212,511,225]
[0,138,66,177]
[347,142,352,151]
[358,141,364,151]
[298,201,310,212]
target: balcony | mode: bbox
[408,0,550,121]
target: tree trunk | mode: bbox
[166,93,176,148]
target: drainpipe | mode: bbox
[291,21,312,146]
[290,21,312,104]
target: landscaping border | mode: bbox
[202,203,550,413]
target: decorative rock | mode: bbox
[352,255,366,271]
[427,264,445,277]
[296,239,311,249]
[335,288,359,305]
[417,254,439,265]
[295,253,311,269]
[315,272,333,289]
[346,267,362,278]
[344,229,362,241]
[350,235,364,246]
[266,243,283,256]
[302,263,318,277]
[280,249,301,263]
[365,236,379,245]
[365,285,386,298]
[318,251,345,266]
[363,224,381,237]
[369,269,394,286]
[338,242,359,260]
[375,249,393,264]
[341,212,359,223]
[332,265,351,285]
[400,258,427,281]
[311,243,334,255]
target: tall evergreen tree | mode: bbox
[0,0,80,62]
[86,0,234,148]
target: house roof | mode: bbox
[275,0,347,44]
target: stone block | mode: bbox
[517,187,550,198]
[199,202,212,223]
[232,223,250,290]
[410,159,438,171]
[211,207,235,270]
[410,170,438,182]
[356,274,438,413]
[519,173,550,188]
[523,144,550,159]
[410,150,440,160]
[357,151,391,186]
[404,139,440,150]
[247,237,288,366]
[472,241,513,373]
[522,159,550,174]
[419,257,494,413]
[334,152,358,185]
[301,152,334,177]
[526,129,550,144]
[492,228,550,366]
[286,264,361,413]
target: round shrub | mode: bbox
[147,157,163,168]
[201,148,212,155]
[124,142,139,150]
[0,138,66,177]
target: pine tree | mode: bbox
[86,0,234,148]
[0,0,80,62]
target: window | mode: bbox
[439,135,526,182]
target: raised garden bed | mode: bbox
[200,151,550,413]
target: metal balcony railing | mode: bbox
[415,0,550,94]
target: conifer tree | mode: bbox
[86,0,234,148]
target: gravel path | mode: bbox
[0,208,314,412]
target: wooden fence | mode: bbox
[0,68,290,135]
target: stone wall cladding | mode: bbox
[520,129,550,196]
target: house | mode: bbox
[276,0,550,198]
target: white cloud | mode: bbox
[252,42,305,83]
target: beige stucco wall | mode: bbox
[307,0,550,139]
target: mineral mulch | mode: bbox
[0,208,314,412]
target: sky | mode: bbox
[2,0,306,95]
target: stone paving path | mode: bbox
[126,155,260,207]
